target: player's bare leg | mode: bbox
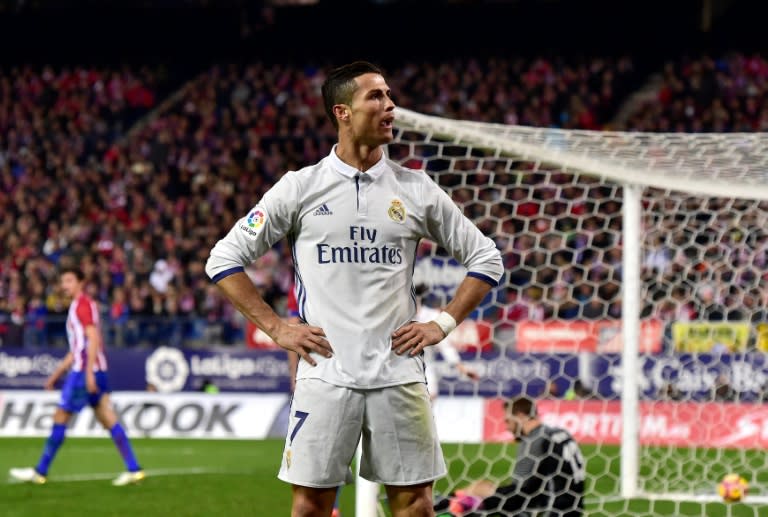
[52,407,72,425]
[93,393,118,428]
[291,485,339,517]
[94,394,144,485]
[386,481,435,517]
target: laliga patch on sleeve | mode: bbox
[238,206,268,238]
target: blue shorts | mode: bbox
[59,371,111,413]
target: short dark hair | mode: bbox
[504,396,537,418]
[321,60,384,130]
[59,266,85,282]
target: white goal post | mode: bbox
[354,107,768,515]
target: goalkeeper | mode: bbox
[434,396,585,516]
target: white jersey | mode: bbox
[206,146,503,389]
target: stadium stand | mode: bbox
[0,0,764,353]
[620,52,768,132]
[2,49,768,349]
[0,56,633,346]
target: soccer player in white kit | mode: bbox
[205,61,503,516]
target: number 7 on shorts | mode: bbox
[289,410,309,445]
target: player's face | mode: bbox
[505,410,526,438]
[60,273,82,298]
[346,73,395,146]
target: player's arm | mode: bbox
[205,174,331,366]
[84,324,101,393]
[392,179,503,356]
[393,277,494,357]
[393,276,492,356]
[214,273,332,366]
[480,480,521,514]
[44,352,73,390]
[481,475,538,513]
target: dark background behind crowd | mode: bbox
[1,0,768,350]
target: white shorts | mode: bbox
[277,378,447,488]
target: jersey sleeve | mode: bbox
[423,178,504,287]
[205,173,300,283]
[76,298,96,326]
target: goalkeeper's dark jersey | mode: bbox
[480,424,586,517]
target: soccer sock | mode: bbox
[35,423,67,476]
[110,423,141,472]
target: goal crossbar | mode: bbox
[394,107,768,200]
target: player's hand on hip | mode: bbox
[391,321,444,357]
[274,322,332,367]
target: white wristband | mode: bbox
[432,311,457,336]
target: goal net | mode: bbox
[365,107,768,516]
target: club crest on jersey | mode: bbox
[387,199,406,224]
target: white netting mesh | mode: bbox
[395,107,768,199]
[388,109,768,516]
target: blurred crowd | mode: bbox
[1,54,767,351]
[390,56,638,129]
[621,53,768,132]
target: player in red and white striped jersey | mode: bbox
[9,267,144,486]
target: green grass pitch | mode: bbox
[1,438,765,516]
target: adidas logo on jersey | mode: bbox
[313,203,333,216]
